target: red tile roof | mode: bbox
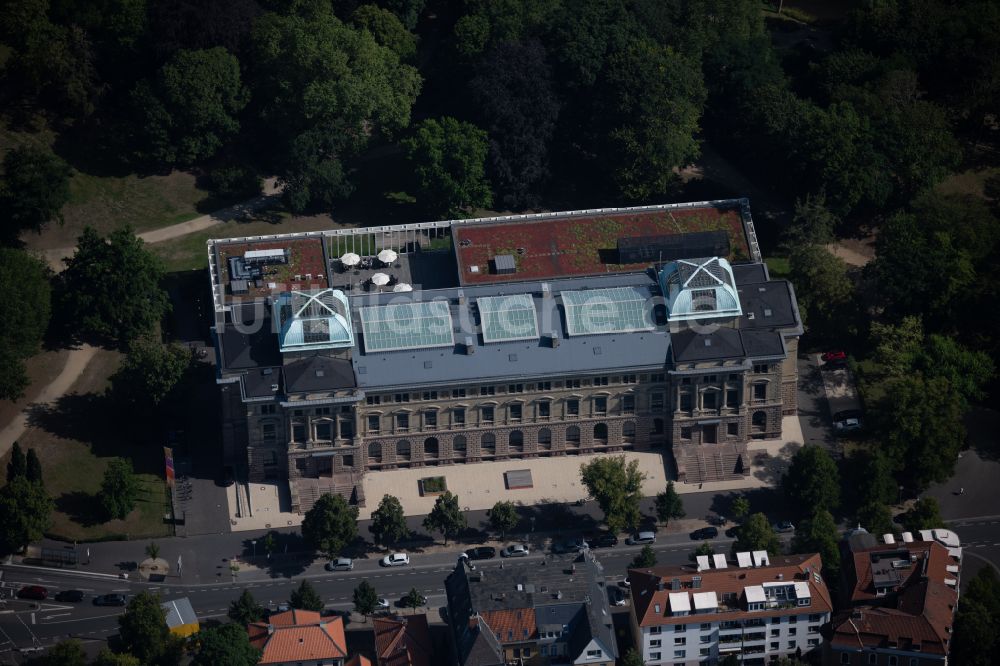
[372,614,433,666]
[247,609,348,664]
[630,553,832,627]
[480,608,537,643]
[453,205,750,285]
[346,656,374,666]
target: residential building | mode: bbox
[826,528,962,666]
[444,550,618,665]
[373,614,434,666]
[208,200,802,512]
[629,551,833,665]
[247,608,348,665]
[161,597,199,637]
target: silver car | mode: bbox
[325,557,354,571]
[501,544,530,558]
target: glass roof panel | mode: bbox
[477,294,539,343]
[360,301,455,352]
[561,286,655,336]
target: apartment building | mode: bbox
[629,551,833,665]
[247,609,350,665]
[826,528,962,666]
[372,614,434,666]
[444,550,618,666]
[208,200,801,511]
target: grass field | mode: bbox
[7,349,171,542]
[937,167,1000,200]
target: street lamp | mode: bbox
[898,486,904,504]
[530,517,536,533]
[251,540,257,560]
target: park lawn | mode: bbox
[11,348,171,542]
[765,255,791,278]
[937,166,1000,200]
[0,348,72,439]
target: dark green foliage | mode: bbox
[782,445,840,518]
[36,639,86,665]
[25,449,42,485]
[854,502,895,539]
[6,442,27,482]
[205,165,262,199]
[0,248,52,400]
[951,568,1000,665]
[92,649,141,666]
[788,244,853,338]
[422,491,466,545]
[58,225,170,347]
[290,580,324,612]
[228,589,264,624]
[402,586,425,611]
[375,0,423,31]
[0,146,72,242]
[352,5,416,60]
[111,339,190,410]
[843,449,897,513]
[734,513,781,555]
[731,496,750,521]
[118,591,172,665]
[402,117,492,218]
[620,648,645,666]
[0,476,53,555]
[279,128,354,213]
[630,545,656,569]
[488,500,519,540]
[353,580,378,618]
[782,192,837,249]
[915,335,995,412]
[689,541,714,563]
[100,458,140,520]
[192,623,261,666]
[791,509,840,579]
[901,497,943,533]
[579,455,645,534]
[654,481,685,526]
[301,493,359,559]
[370,494,408,548]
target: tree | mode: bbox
[352,5,416,60]
[593,36,706,200]
[788,245,854,338]
[422,491,466,545]
[902,497,943,533]
[58,225,170,347]
[843,449,897,513]
[369,494,409,549]
[118,591,171,665]
[38,639,86,666]
[0,476,54,555]
[129,47,248,166]
[100,458,140,520]
[689,541,715,563]
[621,648,646,666]
[402,587,425,613]
[25,448,42,485]
[228,589,264,625]
[290,580,324,612]
[579,455,646,534]
[791,509,841,579]
[916,335,995,412]
[92,649,141,666]
[0,146,71,241]
[488,500,519,540]
[630,545,656,569]
[301,493,359,559]
[402,117,492,218]
[654,481,685,526]
[376,0,424,30]
[854,501,895,538]
[0,248,52,400]
[731,496,751,522]
[782,445,840,518]
[192,623,261,666]
[6,441,26,482]
[734,513,782,555]
[782,191,837,249]
[110,338,190,409]
[263,531,277,559]
[468,40,560,209]
[353,580,379,620]
[951,568,1000,666]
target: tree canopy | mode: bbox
[301,492,359,559]
[402,117,492,218]
[353,580,379,619]
[110,338,190,409]
[118,591,173,665]
[228,589,264,625]
[290,580,324,612]
[791,509,841,580]
[422,490,466,545]
[0,146,71,242]
[579,455,646,534]
[654,481,685,526]
[734,513,781,555]
[951,567,1000,666]
[100,457,140,520]
[630,544,656,569]
[369,494,408,549]
[0,475,54,555]
[901,497,944,533]
[0,248,52,400]
[488,500,519,539]
[192,623,261,666]
[782,445,840,518]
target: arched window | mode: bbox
[482,433,496,453]
[538,428,552,449]
[453,435,467,457]
[752,411,767,433]
[653,418,664,434]
[368,442,382,463]
[623,421,636,442]
[566,425,581,446]
[396,440,411,460]
[424,437,439,458]
[510,430,524,452]
[594,423,608,443]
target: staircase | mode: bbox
[290,472,366,514]
[676,443,751,484]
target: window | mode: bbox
[788,616,797,624]
[771,629,779,637]
[481,406,494,424]
[587,650,601,658]
[396,440,411,460]
[594,376,609,386]
[726,389,738,407]
[787,641,795,649]
[650,626,662,635]
[703,391,717,410]
[594,397,607,414]
[623,421,636,442]
[674,650,686,659]
[622,374,637,384]
[770,642,779,651]
[566,426,581,444]
[366,396,381,406]
[682,377,691,385]
[479,386,495,396]
[675,625,686,633]
[482,433,496,452]
[653,418,664,434]
[675,637,686,645]
[567,379,582,389]
[425,411,438,428]
[368,442,382,462]
[260,404,276,415]
[680,393,693,412]
[704,375,717,383]
[453,435,467,454]
[649,653,661,661]
[315,422,333,440]
[394,393,410,403]
[454,408,465,426]
[292,424,306,442]
[650,640,662,648]
[788,628,796,636]
[538,381,552,390]
[396,414,409,431]
[888,658,898,666]
[753,363,769,374]
[700,648,710,656]
[567,399,580,416]
[594,423,608,442]
[295,458,307,471]
[367,416,380,433]
[538,428,552,448]
[509,430,524,451]
[809,614,823,623]
[681,427,692,440]
[422,391,438,401]
[622,394,635,414]
[262,423,277,441]
[538,401,551,418]
[452,388,466,398]
[341,454,353,468]
[522,648,530,658]
[727,422,739,436]
[753,383,767,401]
[424,437,439,458]
[509,404,522,421]
[651,373,665,382]
[651,392,664,410]
[508,383,524,394]
[808,626,820,634]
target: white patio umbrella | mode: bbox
[340,252,361,266]
[377,249,398,264]
[392,283,413,292]
[371,272,390,286]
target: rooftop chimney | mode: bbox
[464,336,476,354]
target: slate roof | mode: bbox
[247,610,347,664]
[283,355,356,393]
[372,614,433,666]
[219,303,281,370]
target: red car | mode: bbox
[822,351,847,364]
[17,586,48,600]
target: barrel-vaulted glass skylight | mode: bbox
[659,257,742,322]
[274,289,354,352]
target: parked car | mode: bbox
[706,514,726,526]
[501,544,530,558]
[609,587,628,607]
[325,557,354,571]
[822,350,847,365]
[690,527,719,540]
[551,537,588,554]
[464,546,497,560]
[376,598,390,609]
[586,533,619,549]
[380,553,410,567]
[773,521,795,533]
[93,594,127,607]
[17,586,47,600]
[626,531,656,545]
[833,410,863,434]
[725,526,741,539]
[55,590,84,602]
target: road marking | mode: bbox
[30,613,35,625]
[41,613,70,620]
